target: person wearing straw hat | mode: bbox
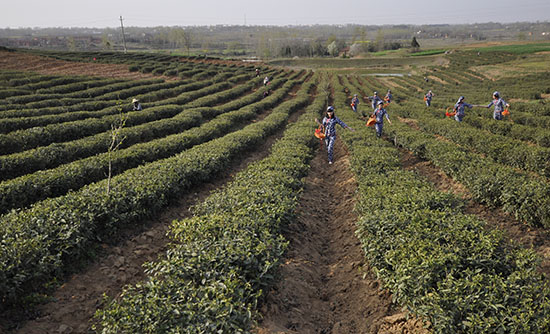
[315,106,354,164]
[453,96,473,122]
[132,98,142,111]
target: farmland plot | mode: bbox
[2,46,550,334]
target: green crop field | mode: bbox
[1,45,550,333]
[473,42,550,54]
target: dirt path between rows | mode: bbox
[256,139,428,334]
[3,90,306,334]
[398,147,550,277]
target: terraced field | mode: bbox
[1,46,550,334]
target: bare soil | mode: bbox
[0,50,174,80]
[427,75,447,85]
[375,77,407,91]
[256,138,428,334]
[397,116,420,130]
[463,70,488,81]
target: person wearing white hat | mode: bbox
[482,91,509,120]
[372,100,391,138]
[453,96,473,122]
[367,91,383,111]
[424,90,434,107]
[315,106,354,164]
[132,98,142,111]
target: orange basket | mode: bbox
[445,107,456,117]
[502,108,510,116]
[366,116,376,127]
[423,96,427,101]
[314,126,325,139]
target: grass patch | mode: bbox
[410,49,447,56]
[369,49,402,57]
[474,42,550,54]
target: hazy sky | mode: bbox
[3,0,550,28]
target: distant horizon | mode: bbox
[3,20,550,30]
[3,0,550,29]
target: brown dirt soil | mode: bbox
[0,50,175,80]
[255,139,429,334]
[394,78,423,93]
[464,70,487,82]
[3,94,303,334]
[471,67,501,81]
[375,77,407,91]
[427,75,447,85]
[398,148,550,278]
[433,56,449,67]
[397,117,420,130]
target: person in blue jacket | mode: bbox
[372,101,391,138]
[482,91,510,120]
[453,96,473,122]
[368,91,383,111]
[351,94,360,113]
[424,90,434,107]
[385,89,393,103]
[315,106,354,164]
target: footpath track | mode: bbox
[256,138,427,334]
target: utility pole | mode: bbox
[244,17,248,57]
[119,15,127,53]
